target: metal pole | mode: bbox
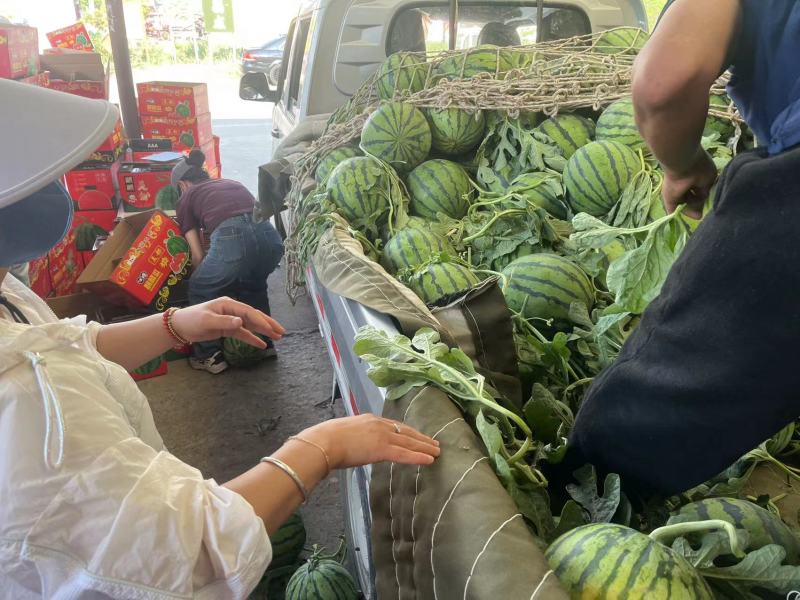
[448,0,458,50]
[105,0,141,139]
[73,0,82,20]
[536,0,544,42]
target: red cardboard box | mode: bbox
[77,210,191,309]
[0,24,39,79]
[117,162,174,212]
[46,23,93,51]
[41,50,107,99]
[129,355,168,381]
[28,256,52,299]
[71,209,118,268]
[83,118,125,165]
[141,113,213,152]
[49,228,85,296]
[137,81,209,118]
[15,71,49,87]
[199,138,218,172]
[65,162,120,210]
[128,138,173,161]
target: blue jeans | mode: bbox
[189,214,284,359]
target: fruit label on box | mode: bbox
[48,79,106,99]
[28,255,52,299]
[137,81,209,118]
[65,163,120,210]
[0,25,39,79]
[111,213,190,307]
[118,164,173,212]
[46,23,93,51]
[140,113,213,152]
[49,228,85,296]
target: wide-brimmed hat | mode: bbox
[0,79,118,267]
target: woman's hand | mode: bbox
[297,414,441,469]
[662,150,718,219]
[171,297,285,348]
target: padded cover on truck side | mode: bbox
[370,386,568,600]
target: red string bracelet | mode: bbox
[162,307,190,346]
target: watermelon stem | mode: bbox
[463,209,526,243]
[649,519,747,559]
[745,447,800,482]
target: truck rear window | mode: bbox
[388,3,590,54]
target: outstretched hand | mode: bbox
[299,414,442,469]
[662,150,718,219]
[171,296,285,348]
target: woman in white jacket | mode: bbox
[0,80,440,598]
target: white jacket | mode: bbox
[0,275,271,599]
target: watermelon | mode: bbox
[536,114,596,159]
[74,223,109,251]
[326,156,391,224]
[501,254,594,324]
[594,27,650,55]
[704,94,736,139]
[381,225,454,274]
[407,262,480,305]
[564,140,641,217]
[490,243,540,272]
[546,523,714,599]
[360,102,431,172]
[285,549,358,600]
[269,512,308,569]
[671,498,800,564]
[508,172,568,219]
[223,336,274,368]
[155,185,179,210]
[251,563,301,600]
[428,107,485,156]
[376,52,427,100]
[596,98,646,151]
[407,159,472,220]
[315,146,361,183]
[434,45,513,81]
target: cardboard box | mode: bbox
[117,162,175,212]
[0,24,39,79]
[76,210,191,309]
[45,290,134,323]
[15,71,49,87]
[49,228,85,296]
[129,355,168,381]
[41,50,107,99]
[137,81,209,118]
[72,209,118,266]
[199,138,218,172]
[127,138,173,161]
[141,112,213,152]
[64,162,120,210]
[46,22,93,51]
[28,255,52,299]
[84,118,125,165]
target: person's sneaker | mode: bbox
[189,351,229,374]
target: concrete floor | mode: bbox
[138,267,344,555]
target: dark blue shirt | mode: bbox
[658,0,800,154]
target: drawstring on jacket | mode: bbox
[0,293,30,324]
[24,351,66,469]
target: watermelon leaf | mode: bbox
[566,464,622,524]
[694,544,800,596]
[552,500,589,540]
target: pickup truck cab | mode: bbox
[240,2,647,597]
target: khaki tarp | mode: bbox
[311,219,567,598]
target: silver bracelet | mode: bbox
[260,457,309,504]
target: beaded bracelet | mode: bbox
[162,307,190,346]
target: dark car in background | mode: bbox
[241,35,286,87]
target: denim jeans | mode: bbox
[189,214,284,359]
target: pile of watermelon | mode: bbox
[291,27,800,598]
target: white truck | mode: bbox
[240,2,648,596]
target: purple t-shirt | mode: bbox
[176,178,255,235]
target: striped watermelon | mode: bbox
[269,513,307,569]
[490,243,540,272]
[381,224,454,274]
[428,107,486,156]
[596,98,646,151]
[407,159,472,220]
[222,336,273,368]
[594,27,650,55]
[564,140,641,217]
[315,146,361,183]
[360,102,431,172]
[408,262,480,305]
[546,523,714,599]
[326,156,390,224]
[704,94,735,139]
[376,53,427,100]
[672,498,800,564]
[285,552,358,600]
[501,253,594,323]
[509,172,568,219]
[536,114,596,159]
[434,45,513,81]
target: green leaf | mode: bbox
[475,410,504,457]
[523,384,566,445]
[699,544,800,595]
[494,453,555,539]
[566,464,622,524]
[552,500,589,540]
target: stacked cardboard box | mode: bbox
[0,23,39,80]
